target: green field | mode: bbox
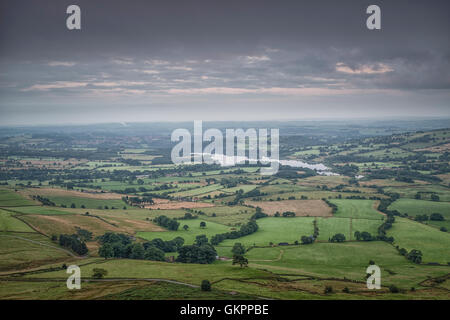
[389,199,450,229]
[10,206,79,215]
[387,217,450,264]
[0,189,35,207]
[46,196,126,209]
[0,209,34,232]
[0,232,72,271]
[389,199,450,216]
[170,184,224,197]
[330,199,384,220]
[245,242,450,289]
[220,217,315,247]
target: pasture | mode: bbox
[0,209,34,232]
[330,199,384,220]
[387,217,450,264]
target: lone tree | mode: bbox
[231,243,245,256]
[201,280,211,291]
[92,268,108,279]
[232,254,249,268]
[183,224,189,231]
[406,249,423,264]
[200,221,206,228]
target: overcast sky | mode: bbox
[0,0,449,125]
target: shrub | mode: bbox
[389,285,399,293]
[92,268,108,279]
[201,280,211,291]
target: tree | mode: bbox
[231,243,245,256]
[301,235,314,245]
[324,286,333,294]
[406,249,422,264]
[282,211,295,217]
[70,203,76,208]
[200,221,206,228]
[232,254,248,268]
[98,243,114,259]
[354,231,361,241]
[389,285,399,293]
[330,233,346,243]
[92,268,108,279]
[431,194,440,202]
[144,245,165,261]
[201,280,211,291]
[183,224,189,231]
[130,243,145,259]
[430,213,444,221]
[176,244,217,264]
[194,234,208,246]
[415,214,428,222]
[360,232,373,241]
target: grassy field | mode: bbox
[330,199,384,220]
[170,184,224,197]
[220,217,315,247]
[0,209,34,232]
[389,199,450,216]
[387,217,450,264]
[389,199,450,229]
[383,185,450,201]
[0,189,36,207]
[46,196,127,209]
[245,242,450,289]
[0,232,72,272]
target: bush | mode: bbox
[324,286,333,294]
[201,280,211,291]
[389,285,399,293]
[342,287,350,293]
[430,213,444,221]
[92,268,108,279]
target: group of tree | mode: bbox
[97,232,167,261]
[154,215,180,231]
[250,207,268,220]
[354,231,374,241]
[415,213,445,222]
[274,211,296,217]
[176,237,217,264]
[210,220,258,245]
[33,195,55,206]
[329,233,346,243]
[58,234,88,255]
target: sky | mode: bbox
[0,0,449,125]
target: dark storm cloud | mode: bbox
[0,0,449,125]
